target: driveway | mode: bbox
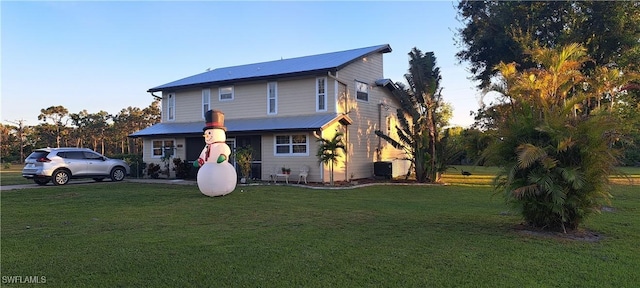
[1,179,197,192]
[1,179,120,192]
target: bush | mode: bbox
[172,158,192,179]
[486,44,622,232]
[113,154,145,178]
[147,163,161,179]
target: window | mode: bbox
[219,86,234,101]
[167,93,175,120]
[58,151,84,159]
[275,134,308,155]
[356,81,368,101]
[152,140,175,158]
[267,82,277,114]
[202,89,211,118]
[316,77,327,111]
[83,151,103,160]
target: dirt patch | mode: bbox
[51,192,81,199]
[302,178,425,188]
[514,224,603,242]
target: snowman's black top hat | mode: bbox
[203,110,226,131]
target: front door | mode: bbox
[186,137,205,165]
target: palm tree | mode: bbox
[485,43,635,232]
[375,48,446,183]
[316,132,346,186]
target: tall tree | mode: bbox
[113,101,160,155]
[456,0,640,89]
[375,48,449,182]
[6,119,29,162]
[38,105,69,148]
[0,124,17,163]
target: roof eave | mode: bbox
[335,44,392,71]
[147,68,339,93]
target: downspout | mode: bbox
[149,91,162,100]
[327,71,347,86]
[344,125,349,182]
[328,71,350,181]
[313,130,324,183]
[377,103,383,162]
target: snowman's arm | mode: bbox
[194,148,207,167]
[216,145,231,163]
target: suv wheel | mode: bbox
[110,167,126,182]
[34,178,50,186]
[52,169,70,185]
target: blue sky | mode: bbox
[2,1,481,128]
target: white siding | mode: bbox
[148,50,405,182]
[260,133,322,182]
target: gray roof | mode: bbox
[129,114,352,138]
[148,44,392,92]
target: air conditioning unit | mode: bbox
[374,161,392,179]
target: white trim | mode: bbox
[355,80,369,102]
[316,77,327,112]
[334,80,339,113]
[202,89,211,119]
[267,82,278,115]
[273,133,309,156]
[219,86,234,101]
[166,93,176,121]
[226,138,236,168]
[151,139,176,158]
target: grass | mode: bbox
[0,164,33,186]
[2,180,639,287]
[2,164,637,186]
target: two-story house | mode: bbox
[130,44,408,183]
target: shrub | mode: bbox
[172,158,191,179]
[235,146,253,181]
[115,154,145,178]
[484,44,628,232]
[147,163,161,179]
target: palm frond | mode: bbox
[516,143,547,169]
[511,184,540,199]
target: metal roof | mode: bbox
[129,114,352,138]
[148,44,392,92]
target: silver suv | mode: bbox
[22,148,130,186]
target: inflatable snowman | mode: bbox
[193,110,237,197]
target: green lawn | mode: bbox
[1,181,639,287]
[2,164,637,186]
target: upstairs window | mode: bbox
[167,93,175,121]
[219,86,234,101]
[267,82,277,115]
[275,134,308,156]
[202,89,211,118]
[356,81,369,101]
[316,77,327,111]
